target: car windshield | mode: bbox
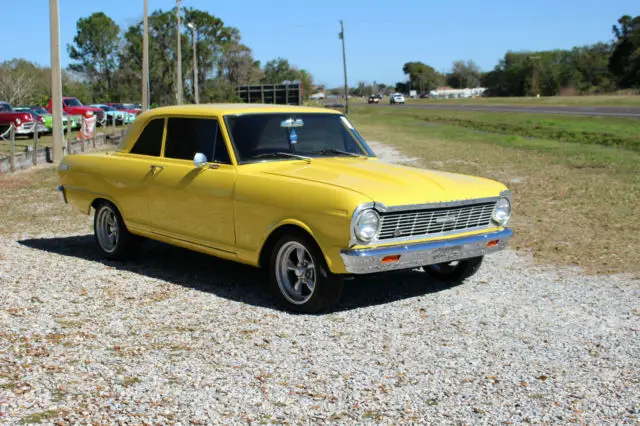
[31,107,48,115]
[111,104,124,109]
[224,113,375,164]
[64,98,82,107]
[101,106,115,111]
[0,103,14,112]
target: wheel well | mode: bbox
[258,225,321,269]
[91,198,111,212]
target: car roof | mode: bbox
[140,103,342,118]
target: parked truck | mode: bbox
[47,97,106,126]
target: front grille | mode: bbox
[378,202,496,240]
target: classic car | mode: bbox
[90,104,125,125]
[63,112,82,130]
[107,103,141,118]
[0,102,47,137]
[57,104,513,313]
[47,97,106,126]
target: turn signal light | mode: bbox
[382,255,401,263]
[486,239,500,248]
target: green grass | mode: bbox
[364,107,640,152]
[405,94,640,107]
[350,105,640,275]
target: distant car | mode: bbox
[0,102,47,137]
[390,93,405,105]
[91,104,125,125]
[47,97,106,126]
[367,95,380,104]
[420,93,430,99]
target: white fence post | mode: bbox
[9,123,15,172]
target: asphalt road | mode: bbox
[377,103,640,117]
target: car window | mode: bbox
[129,118,164,156]
[224,113,373,163]
[164,117,231,164]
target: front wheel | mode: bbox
[269,233,343,313]
[94,201,140,260]
[424,256,483,283]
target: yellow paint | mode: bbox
[58,104,509,274]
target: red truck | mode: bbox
[0,101,47,138]
[47,97,106,126]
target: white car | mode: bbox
[390,93,405,105]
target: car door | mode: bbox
[147,116,236,249]
[109,117,165,230]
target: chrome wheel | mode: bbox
[275,241,316,305]
[95,205,119,253]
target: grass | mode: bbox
[387,109,640,152]
[350,105,640,275]
[404,94,640,107]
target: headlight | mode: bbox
[492,197,511,226]
[353,209,380,242]
[15,118,21,125]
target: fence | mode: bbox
[0,119,126,174]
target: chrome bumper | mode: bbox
[340,228,513,274]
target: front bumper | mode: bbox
[340,228,513,274]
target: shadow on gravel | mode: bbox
[18,235,462,313]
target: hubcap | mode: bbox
[96,206,119,253]
[275,241,316,305]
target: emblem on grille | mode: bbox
[434,216,457,224]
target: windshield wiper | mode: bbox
[251,152,311,161]
[312,148,363,158]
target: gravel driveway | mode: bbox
[1,143,638,424]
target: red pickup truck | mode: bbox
[0,101,47,138]
[47,97,106,125]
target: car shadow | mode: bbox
[18,235,463,313]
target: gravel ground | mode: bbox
[1,143,639,424]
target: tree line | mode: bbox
[0,8,313,107]
[396,15,639,96]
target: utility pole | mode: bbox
[187,22,199,104]
[529,55,541,97]
[142,0,149,112]
[339,20,349,114]
[49,0,63,161]
[176,0,183,105]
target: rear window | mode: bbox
[129,119,164,156]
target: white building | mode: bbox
[429,87,487,99]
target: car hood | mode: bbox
[259,157,507,207]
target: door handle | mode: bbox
[150,165,164,174]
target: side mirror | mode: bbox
[194,152,208,168]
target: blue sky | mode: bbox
[1,0,637,87]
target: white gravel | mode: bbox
[1,143,639,424]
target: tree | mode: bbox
[609,15,640,88]
[68,12,120,101]
[402,62,444,92]
[0,59,49,106]
[448,60,482,88]
[262,57,313,99]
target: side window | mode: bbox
[164,117,231,164]
[129,118,164,156]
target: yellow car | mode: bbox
[57,104,513,313]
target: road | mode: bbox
[377,103,640,117]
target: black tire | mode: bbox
[268,232,343,314]
[424,256,484,283]
[93,201,140,260]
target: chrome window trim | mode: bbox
[348,190,512,247]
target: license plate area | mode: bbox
[430,245,464,263]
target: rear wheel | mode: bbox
[269,233,343,313]
[93,201,140,260]
[424,256,483,283]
